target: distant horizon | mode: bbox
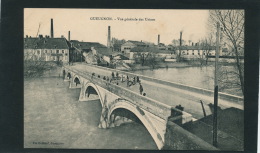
[24,9,210,46]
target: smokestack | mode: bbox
[107,26,111,48]
[180,31,182,46]
[158,34,160,45]
[50,18,54,38]
[68,31,70,41]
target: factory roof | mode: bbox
[70,40,106,50]
[24,37,70,49]
[130,46,174,53]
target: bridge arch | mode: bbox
[72,75,81,85]
[108,101,164,149]
[83,82,104,106]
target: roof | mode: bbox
[95,48,118,56]
[113,43,123,48]
[127,40,147,46]
[24,37,70,49]
[70,40,106,50]
[114,54,130,60]
[130,46,175,54]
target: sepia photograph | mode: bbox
[23,8,245,150]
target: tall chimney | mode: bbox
[107,26,111,48]
[68,31,70,41]
[158,34,160,45]
[50,18,54,38]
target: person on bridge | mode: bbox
[126,75,129,87]
[139,83,143,95]
[121,75,124,82]
[116,72,119,79]
[112,72,115,79]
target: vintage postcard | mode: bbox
[24,8,244,150]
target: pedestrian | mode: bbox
[121,75,124,82]
[106,76,109,81]
[137,76,140,83]
[133,77,136,85]
[116,72,119,78]
[112,72,115,78]
[126,75,129,87]
[139,84,143,95]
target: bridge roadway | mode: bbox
[66,63,243,119]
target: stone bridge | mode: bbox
[62,65,194,150]
[61,63,243,150]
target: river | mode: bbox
[132,65,243,96]
[24,76,157,149]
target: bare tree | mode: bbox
[209,10,244,95]
[199,34,215,65]
[24,50,56,78]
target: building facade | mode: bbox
[121,40,148,54]
[24,35,70,63]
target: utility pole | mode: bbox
[213,22,220,147]
[178,31,183,62]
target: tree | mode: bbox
[209,10,244,95]
[134,52,150,66]
[199,34,215,65]
[24,50,56,78]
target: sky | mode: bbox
[24,9,209,46]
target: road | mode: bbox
[68,63,243,119]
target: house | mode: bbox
[177,45,216,60]
[70,40,107,63]
[92,47,117,64]
[158,43,166,50]
[121,40,148,54]
[129,46,175,61]
[112,43,123,52]
[24,35,70,63]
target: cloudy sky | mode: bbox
[24,9,209,46]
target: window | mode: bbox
[62,50,64,53]
[37,50,40,54]
[65,53,68,56]
[50,50,52,53]
[187,53,189,55]
[57,50,59,53]
[45,50,47,53]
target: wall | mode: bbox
[163,121,218,150]
[24,49,69,63]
